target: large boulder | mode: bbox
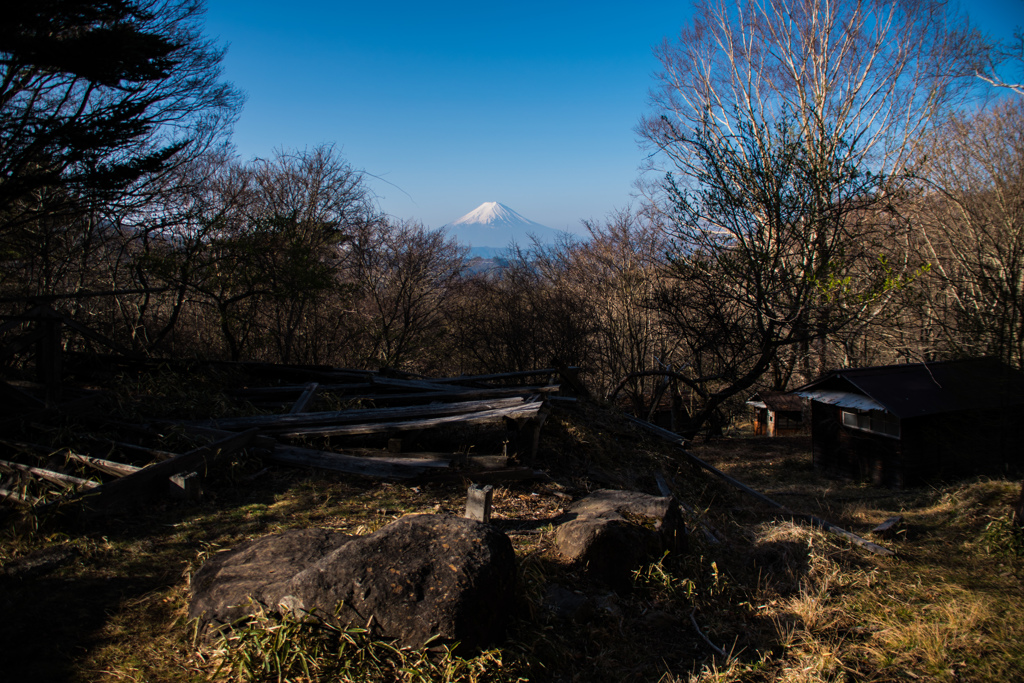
[189,514,516,649]
[282,513,516,648]
[554,489,685,590]
[189,528,353,629]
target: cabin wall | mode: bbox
[811,402,903,486]
[771,409,805,437]
[813,402,1024,487]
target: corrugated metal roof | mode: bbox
[794,389,886,412]
[792,358,1024,419]
[747,391,805,412]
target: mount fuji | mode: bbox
[443,202,567,255]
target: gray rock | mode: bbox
[188,514,516,650]
[554,489,685,590]
[281,514,516,648]
[189,528,352,628]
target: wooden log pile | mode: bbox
[0,358,576,511]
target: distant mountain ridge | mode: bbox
[443,202,567,251]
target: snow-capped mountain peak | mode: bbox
[444,201,565,251]
[450,202,545,229]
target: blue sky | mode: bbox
[203,0,1023,233]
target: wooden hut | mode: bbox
[746,391,805,436]
[793,358,1024,487]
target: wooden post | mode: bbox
[169,471,203,501]
[465,484,493,523]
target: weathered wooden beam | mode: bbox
[65,452,140,478]
[0,380,47,413]
[72,429,256,508]
[234,384,556,403]
[0,459,98,489]
[465,484,494,523]
[277,402,544,438]
[0,486,36,506]
[267,445,450,479]
[369,375,459,391]
[433,368,560,384]
[197,396,531,432]
[57,314,135,357]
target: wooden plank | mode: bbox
[432,368,559,384]
[65,452,140,478]
[72,429,257,508]
[235,384,551,403]
[277,402,544,438]
[268,445,450,480]
[197,396,530,431]
[0,459,98,489]
[0,486,36,506]
[289,383,321,414]
[630,415,894,557]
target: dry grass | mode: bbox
[1,376,1023,682]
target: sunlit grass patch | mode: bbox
[200,608,528,683]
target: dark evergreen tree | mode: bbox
[0,0,242,227]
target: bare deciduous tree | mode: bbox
[636,0,985,434]
[349,218,465,371]
[912,99,1024,368]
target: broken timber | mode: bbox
[65,430,257,510]
[627,415,895,557]
[267,445,450,479]
[193,396,536,433]
[279,402,544,438]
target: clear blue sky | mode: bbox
[203,0,1023,233]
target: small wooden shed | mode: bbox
[793,358,1024,487]
[746,391,805,436]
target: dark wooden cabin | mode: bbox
[746,391,806,436]
[793,358,1024,488]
